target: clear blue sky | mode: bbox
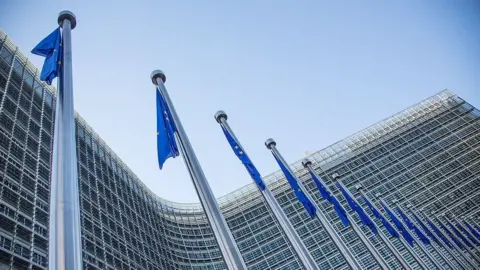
[1,1,479,203]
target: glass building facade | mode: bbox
[0,28,479,270]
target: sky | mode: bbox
[1,1,479,203]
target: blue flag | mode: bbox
[425,217,452,248]
[221,126,265,190]
[466,223,480,242]
[337,184,376,234]
[412,214,440,245]
[362,196,399,238]
[438,221,463,249]
[475,224,480,234]
[309,172,349,226]
[447,220,473,249]
[273,155,316,217]
[31,27,62,85]
[397,208,430,245]
[156,90,178,169]
[381,202,415,247]
[456,223,480,246]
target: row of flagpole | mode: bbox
[31,10,480,270]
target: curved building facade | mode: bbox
[0,28,479,270]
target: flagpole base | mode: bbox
[58,10,77,29]
[151,70,166,85]
[265,138,276,149]
[214,110,227,123]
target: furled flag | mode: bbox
[465,223,480,242]
[397,208,430,245]
[362,195,399,238]
[456,222,480,246]
[447,220,473,249]
[273,155,316,217]
[221,126,265,190]
[425,216,453,248]
[156,90,178,169]
[412,213,440,245]
[308,171,349,226]
[438,220,463,249]
[31,27,62,85]
[337,184,377,234]
[381,202,415,247]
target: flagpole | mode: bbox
[452,216,480,254]
[426,212,478,269]
[438,214,480,264]
[265,139,362,270]
[354,186,411,269]
[215,112,319,270]
[151,71,246,270]
[388,200,447,270]
[48,11,83,270]
[332,180,389,270]
[405,205,459,270]
[378,199,430,270]
[460,216,480,244]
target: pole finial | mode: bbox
[301,159,312,168]
[58,10,77,29]
[354,184,362,191]
[151,70,166,85]
[265,138,276,149]
[214,110,228,123]
[375,193,381,198]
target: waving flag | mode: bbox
[381,202,415,247]
[309,171,349,226]
[221,125,265,190]
[362,195,399,238]
[273,155,316,217]
[31,27,62,85]
[397,208,430,245]
[156,90,179,169]
[337,184,376,234]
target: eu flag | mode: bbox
[273,155,316,217]
[438,220,463,249]
[381,202,415,247]
[456,223,480,246]
[425,216,453,248]
[447,220,473,249]
[31,27,62,85]
[156,90,178,169]
[221,126,265,190]
[412,214,440,245]
[337,184,377,235]
[466,223,480,242]
[362,195,399,238]
[309,171,349,226]
[397,208,430,245]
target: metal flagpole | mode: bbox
[427,212,478,269]
[452,216,480,254]
[389,200,445,270]
[48,11,83,270]
[333,180,390,270]
[437,214,480,264]
[215,112,319,270]
[405,205,459,270]
[407,208,466,269]
[151,71,247,270]
[459,216,480,246]
[378,198,430,270]
[265,139,362,270]
[353,186,411,270]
